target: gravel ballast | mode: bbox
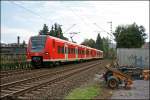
[24,60,110,99]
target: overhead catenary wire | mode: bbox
[9,1,61,42]
[75,6,115,41]
[9,1,115,44]
[67,5,115,42]
[93,23,114,37]
[65,5,95,31]
[64,24,76,33]
[9,1,53,24]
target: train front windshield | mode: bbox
[31,36,47,52]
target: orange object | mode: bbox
[142,70,150,80]
[104,65,133,89]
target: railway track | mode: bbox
[1,60,99,84]
[0,60,101,99]
[0,60,97,78]
[1,69,34,78]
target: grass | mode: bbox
[65,84,101,99]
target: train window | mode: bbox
[72,48,73,54]
[70,48,72,54]
[70,48,71,54]
[58,46,61,54]
[79,49,80,54]
[80,49,81,54]
[61,46,64,54]
[69,48,71,54]
[73,48,75,54]
[86,50,89,55]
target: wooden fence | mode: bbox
[0,53,32,70]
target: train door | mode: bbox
[52,39,55,59]
[64,43,68,61]
[84,48,86,58]
[75,47,78,60]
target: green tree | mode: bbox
[39,24,49,35]
[49,25,54,36]
[81,39,96,48]
[49,23,68,41]
[113,23,147,48]
[95,33,103,50]
[102,37,109,57]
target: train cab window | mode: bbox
[31,36,47,52]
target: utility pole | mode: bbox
[17,36,20,47]
[107,21,112,35]
[69,32,80,43]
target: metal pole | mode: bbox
[107,21,112,35]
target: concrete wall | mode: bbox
[117,48,149,68]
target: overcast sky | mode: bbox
[1,1,149,44]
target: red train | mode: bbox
[26,35,103,67]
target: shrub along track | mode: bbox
[0,60,101,99]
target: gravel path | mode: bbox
[111,80,150,99]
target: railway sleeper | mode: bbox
[23,93,34,97]
[8,87,23,91]
[1,90,13,94]
[31,91,41,94]
[17,96,29,100]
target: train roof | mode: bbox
[31,35,103,52]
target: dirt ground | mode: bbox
[111,80,150,99]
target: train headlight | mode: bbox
[45,52,49,55]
